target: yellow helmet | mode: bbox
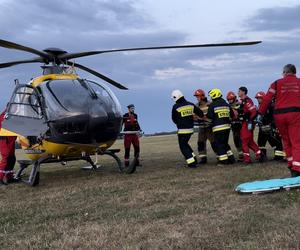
[208,88,222,99]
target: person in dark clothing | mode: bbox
[226,91,243,161]
[171,90,204,168]
[207,88,235,165]
[193,89,217,164]
[122,104,141,166]
[255,91,284,161]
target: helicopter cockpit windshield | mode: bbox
[39,79,122,121]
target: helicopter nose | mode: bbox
[51,114,90,135]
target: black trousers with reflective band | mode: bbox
[213,129,231,162]
[178,133,195,165]
[257,130,283,157]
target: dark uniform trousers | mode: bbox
[213,129,232,163]
[178,133,196,165]
[231,122,243,159]
[172,98,203,167]
[257,127,284,160]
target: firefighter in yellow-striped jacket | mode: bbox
[193,89,217,164]
[207,88,235,165]
[171,90,204,168]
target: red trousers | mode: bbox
[241,122,261,162]
[275,113,300,171]
[0,136,17,181]
[124,134,140,160]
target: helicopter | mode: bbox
[0,38,261,186]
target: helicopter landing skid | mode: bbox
[15,149,127,186]
[15,158,43,186]
[81,149,122,172]
[81,155,104,171]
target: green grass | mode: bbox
[0,134,300,249]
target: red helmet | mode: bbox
[255,91,266,98]
[194,89,205,97]
[226,91,236,101]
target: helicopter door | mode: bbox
[2,85,48,137]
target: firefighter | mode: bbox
[0,110,17,185]
[207,89,235,165]
[226,91,243,161]
[122,104,141,167]
[238,86,263,163]
[258,64,300,177]
[171,89,204,168]
[193,89,216,163]
[255,91,284,161]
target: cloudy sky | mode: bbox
[0,0,299,133]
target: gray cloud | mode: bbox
[1,1,300,133]
[0,0,152,38]
[245,5,300,31]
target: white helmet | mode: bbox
[171,89,184,102]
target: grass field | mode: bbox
[1,134,300,249]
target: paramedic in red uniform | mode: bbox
[122,104,141,166]
[0,110,17,185]
[238,87,263,163]
[258,64,300,177]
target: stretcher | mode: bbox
[235,176,300,194]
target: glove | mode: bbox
[255,114,263,126]
[247,122,253,131]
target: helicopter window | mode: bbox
[9,86,42,119]
[40,79,90,120]
[86,80,121,114]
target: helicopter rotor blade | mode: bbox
[59,41,262,60]
[67,61,128,90]
[0,57,44,68]
[0,39,50,59]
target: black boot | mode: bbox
[135,158,142,167]
[258,152,267,162]
[273,156,284,161]
[238,152,244,162]
[260,148,267,157]
[290,169,300,177]
[217,160,228,167]
[199,156,207,164]
[0,179,7,186]
[228,155,236,164]
[188,162,198,168]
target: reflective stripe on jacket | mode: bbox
[172,97,204,133]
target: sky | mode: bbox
[0,0,300,133]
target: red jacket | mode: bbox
[241,96,257,121]
[0,110,5,130]
[259,74,300,115]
